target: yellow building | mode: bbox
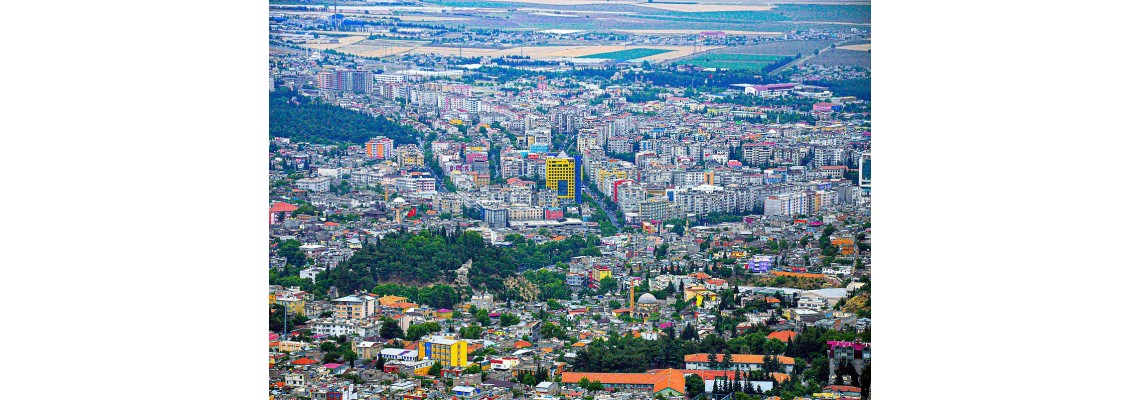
[355,341,384,361]
[275,297,305,315]
[595,169,627,187]
[591,266,612,282]
[276,341,309,353]
[473,172,490,187]
[418,337,469,367]
[831,237,856,255]
[683,285,718,305]
[545,156,578,201]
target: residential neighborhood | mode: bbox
[268,2,871,400]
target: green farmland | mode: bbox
[681,53,788,71]
[580,48,672,61]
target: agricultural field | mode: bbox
[635,4,775,13]
[807,49,871,69]
[325,43,702,61]
[302,35,366,51]
[613,29,782,36]
[579,48,673,61]
[680,53,788,71]
[836,43,871,51]
[709,39,838,56]
[420,1,872,32]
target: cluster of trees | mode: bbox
[521,269,572,301]
[814,78,871,101]
[318,229,603,300]
[319,338,360,366]
[269,304,309,333]
[371,283,461,309]
[405,322,442,341]
[326,212,360,223]
[270,88,420,145]
[275,239,307,267]
[624,88,668,103]
[517,366,551,386]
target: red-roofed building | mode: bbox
[684,354,795,374]
[562,369,686,396]
[767,330,797,343]
[291,357,319,366]
[824,385,863,398]
[269,202,299,224]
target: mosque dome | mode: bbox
[637,293,659,304]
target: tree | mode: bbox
[428,362,443,377]
[547,298,563,310]
[406,322,442,341]
[540,322,566,340]
[685,373,705,396]
[598,277,618,294]
[521,372,538,386]
[500,313,521,327]
[681,323,698,341]
[859,362,871,398]
[343,349,358,367]
[380,318,403,339]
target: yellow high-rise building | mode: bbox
[418,337,469,367]
[545,156,578,201]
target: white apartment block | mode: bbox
[296,176,332,193]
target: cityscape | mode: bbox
[268,2,871,400]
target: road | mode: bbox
[583,184,620,228]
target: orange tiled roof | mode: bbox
[771,372,791,383]
[767,330,798,343]
[514,340,532,348]
[291,357,319,365]
[683,353,795,365]
[824,385,862,393]
[392,301,418,309]
[562,368,686,394]
[664,369,746,381]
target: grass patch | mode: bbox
[579,48,672,61]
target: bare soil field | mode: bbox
[397,16,472,22]
[806,49,870,69]
[836,43,871,51]
[302,35,366,50]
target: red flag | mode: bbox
[407,208,417,218]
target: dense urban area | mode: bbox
[268,2,871,400]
